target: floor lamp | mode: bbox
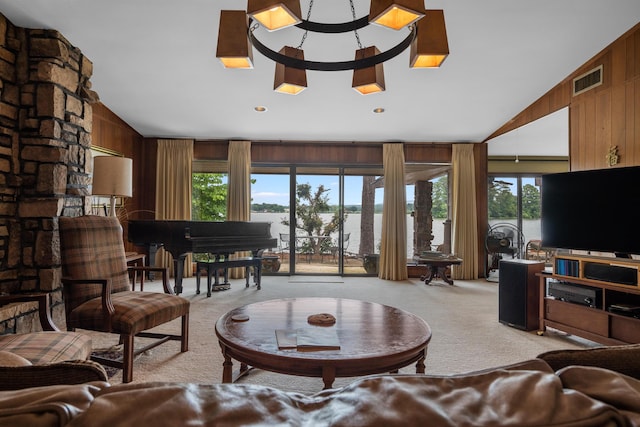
[92,156,133,217]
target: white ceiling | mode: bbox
[0,1,638,156]
[486,107,569,157]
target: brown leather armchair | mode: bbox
[59,215,190,383]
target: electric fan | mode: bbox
[485,223,524,281]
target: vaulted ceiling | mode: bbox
[0,1,639,156]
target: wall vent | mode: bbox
[572,65,603,96]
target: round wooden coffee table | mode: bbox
[215,297,432,389]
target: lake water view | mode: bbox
[254,212,441,256]
[253,212,542,256]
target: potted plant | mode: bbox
[261,254,281,274]
[363,253,379,274]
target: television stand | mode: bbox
[538,254,640,345]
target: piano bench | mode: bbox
[196,257,263,297]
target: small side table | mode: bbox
[125,252,146,291]
[414,256,463,286]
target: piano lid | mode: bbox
[128,220,273,241]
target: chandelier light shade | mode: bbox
[352,46,386,95]
[369,0,425,30]
[247,0,302,31]
[274,46,307,94]
[216,10,254,69]
[92,156,133,217]
[410,10,449,68]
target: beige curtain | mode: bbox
[379,143,408,280]
[155,139,194,277]
[451,144,479,279]
[226,140,252,278]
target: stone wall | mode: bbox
[0,14,98,333]
[413,181,434,257]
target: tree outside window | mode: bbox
[192,173,227,220]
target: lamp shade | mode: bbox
[274,46,307,94]
[369,0,425,30]
[352,46,385,95]
[410,10,449,68]
[216,10,254,69]
[92,156,133,198]
[248,0,302,31]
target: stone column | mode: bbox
[0,14,98,331]
[413,181,434,257]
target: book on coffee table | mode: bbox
[275,329,297,349]
[275,328,340,351]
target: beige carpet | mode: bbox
[88,275,595,394]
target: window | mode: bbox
[192,162,451,276]
[488,175,542,244]
[192,172,228,220]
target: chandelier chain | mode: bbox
[349,0,363,49]
[296,0,314,49]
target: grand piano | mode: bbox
[128,220,277,294]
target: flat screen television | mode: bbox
[541,166,640,257]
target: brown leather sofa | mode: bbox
[1,345,640,427]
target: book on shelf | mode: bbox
[275,328,340,351]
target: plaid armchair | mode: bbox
[0,293,108,390]
[59,215,190,383]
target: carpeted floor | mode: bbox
[90,348,123,379]
[87,275,596,394]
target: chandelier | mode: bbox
[216,0,449,95]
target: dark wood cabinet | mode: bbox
[539,255,640,345]
[498,259,545,330]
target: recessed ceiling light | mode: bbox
[373,107,385,114]
[254,106,268,112]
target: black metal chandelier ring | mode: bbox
[295,16,370,33]
[248,18,416,71]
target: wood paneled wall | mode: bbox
[92,103,143,159]
[569,25,640,170]
[193,140,453,165]
[487,22,640,172]
[91,103,148,251]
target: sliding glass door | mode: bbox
[251,166,381,276]
[195,162,450,277]
[293,171,341,274]
[250,172,291,274]
[487,174,543,279]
